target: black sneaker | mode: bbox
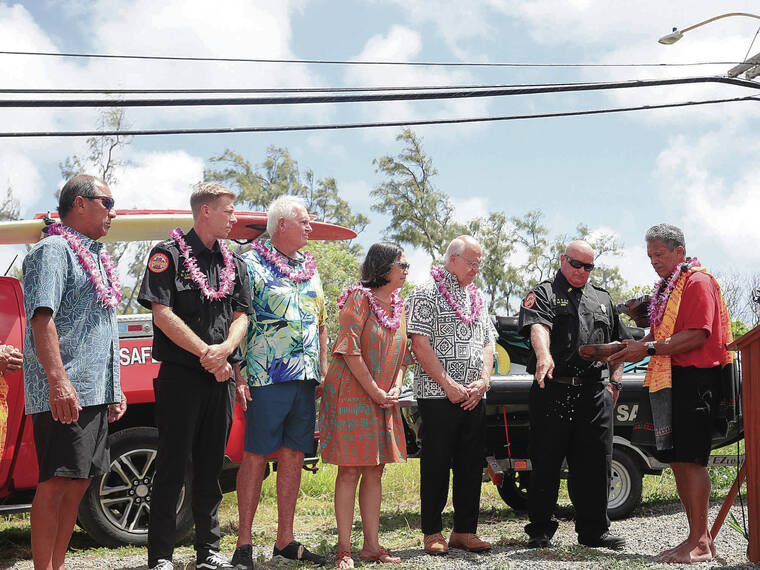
[272,541,326,566]
[578,532,626,550]
[197,551,234,569]
[231,544,255,570]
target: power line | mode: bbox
[1,76,757,108]
[0,49,749,68]
[2,95,756,138]
[0,79,688,95]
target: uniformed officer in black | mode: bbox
[138,183,252,570]
[518,240,628,550]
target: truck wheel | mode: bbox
[607,447,643,520]
[497,471,530,511]
[77,427,193,546]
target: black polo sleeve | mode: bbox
[230,253,253,315]
[137,242,177,310]
[518,282,554,338]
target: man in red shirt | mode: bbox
[610,223,731,564]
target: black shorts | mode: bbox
[656,366,719,466]
[32,404,110,482]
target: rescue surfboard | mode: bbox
[0,210,357,244]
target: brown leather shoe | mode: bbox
[423,533,449,555]
[448,532,492,552]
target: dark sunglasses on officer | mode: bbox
[565,254,595,272]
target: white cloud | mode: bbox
[451,196,488,224]
[654,124,760,265]
[405,245,433,286]
[345,25,491,143]
[0,151,43,214]
[112,150,206,209]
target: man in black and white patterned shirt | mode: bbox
[406,235,496,556]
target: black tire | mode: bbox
[497,470,530,511]
[607,446,643,520]
[77,427,193,546]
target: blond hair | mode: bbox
[190,182,235,216]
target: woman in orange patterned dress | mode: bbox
[320,242,410,569]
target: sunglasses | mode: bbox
[565,255,595,272]
[87,195,115,210]
[392,261,410,270]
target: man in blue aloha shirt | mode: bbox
[23,175,126,570]
[230,195,327,569]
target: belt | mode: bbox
[549,376,601,386]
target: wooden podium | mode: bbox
[715,326,760,562]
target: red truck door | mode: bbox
[0,276,29,489]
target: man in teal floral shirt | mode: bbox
[231,195,327,569]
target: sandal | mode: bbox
[272,540,326,565]
[334,550,354,569]
[359,546,401,564]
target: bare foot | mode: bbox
[658,539,713,563]
[658,538,687,558]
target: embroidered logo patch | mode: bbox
[523,292,536,309]
[148,253,169,273]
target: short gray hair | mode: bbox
[267,195,307,236]
[444,235,479,261]
[645,223,686,252]
[58,175,108,218]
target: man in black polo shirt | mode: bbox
[518,240,627,550]
[138,183,252,570]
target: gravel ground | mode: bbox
[3,501,757,569]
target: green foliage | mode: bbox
[0,186,20,221]
[731,318,749,339]
[205,147,369,234]
[306,240,361,342]
[371,129,464,261]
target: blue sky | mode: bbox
[2,0,760,297]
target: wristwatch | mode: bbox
[646,341,657,356]
[609,380,623,391]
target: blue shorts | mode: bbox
[244,380,317,455]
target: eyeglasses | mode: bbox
[565,255,595,272]
[456,253,481,270]
[87,195,115,210]
[392,261,410,270]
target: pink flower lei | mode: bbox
[170,228,236,301]
[648,256,701,328]
[251,240,316,283]
[337,284,404,331]
[47,223,121,309]
[430,265,483,325]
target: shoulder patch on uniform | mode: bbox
[523,292,536,309]
[148,252,169,273]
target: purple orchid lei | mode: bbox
[170,228,236,301]
[337,284,403,331]
[430,265,483,325]
[251,240,316,283]
[47,223,122,309]
[648,256,700,328]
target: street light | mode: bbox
[658,12,760,78]
[658,12,760,44]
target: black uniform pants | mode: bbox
[526,380,612,540]
[148,364,234,566]
[418,398,485,535]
